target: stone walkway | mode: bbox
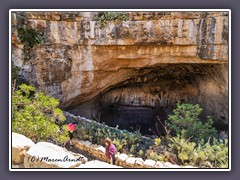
[11,132,196,169]
[65,142,121,168]
[77,160,122,168]
[65,142,95,161]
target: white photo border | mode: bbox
[9,9,231,172]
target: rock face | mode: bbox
[11,11,229,128]
[12,132,35,165]
[24,142,84,168]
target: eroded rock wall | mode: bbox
[11,11,229,126]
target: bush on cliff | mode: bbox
[94,12,129,28]
[12,84,68,144]
[168,102,217,143]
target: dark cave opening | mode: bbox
[97,104,168,136]
[67,63,228,135]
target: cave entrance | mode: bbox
[98,104,168,135]
[68,63,228,135]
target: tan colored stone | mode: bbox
[116,154,128,162]
[163,161,180,168]
[46,21,80,45]
[72,139,84,150]
[73,139,91,148]
[83,141,92,147]
[134,158,144,168]
[12,132,35,165]
[154,161,165,168]
[96,146,106,154]
[125,157,136,167]
[25,12,61,21]
[12,13,17,25]
[163,162,173,166]
[89,144,105,155]
[12,44,24,67]
[24,142,82,168]
[27,19,46,32]
[66,150,88,164]
[89,144,99,149]
[82,157,88,164]
[143,159,156,168]
[116,154,128,166]
[60,13,82,22]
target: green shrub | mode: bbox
[145,103,228,168]
[168,135,228,168]
[168,102,217,143]
[17,27,45,48]
[145,137,171,162]
[12,84,68,144]
[146,150,164,162]
[66,102,228,168]
[168,135,196,165]
[94,12,129,28]
[17,27,45,61]
[194,138,228,168]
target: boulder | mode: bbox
[125,157,136,168]
[163,162,181,168]
[143,159,156,168]
[115,153,128,166]
[89,144,105,154]
[24,142,84,168]
[73,139,92,151]
[12,132,35,165]
[67,150,88,164]
[154,161,166,168]
[134,158,144,168]
[95,145,106,154]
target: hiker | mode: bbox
[66,121,78,148]
[104,137,117,165]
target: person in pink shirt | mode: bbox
[65,121,78,148]
[104,137,117,165]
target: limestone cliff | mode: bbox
[11,11,229,129]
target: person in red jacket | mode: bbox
[66,121,78,148]
[104,137,117,165]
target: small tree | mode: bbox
[168,102,217,143]
[12,84,68,144]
